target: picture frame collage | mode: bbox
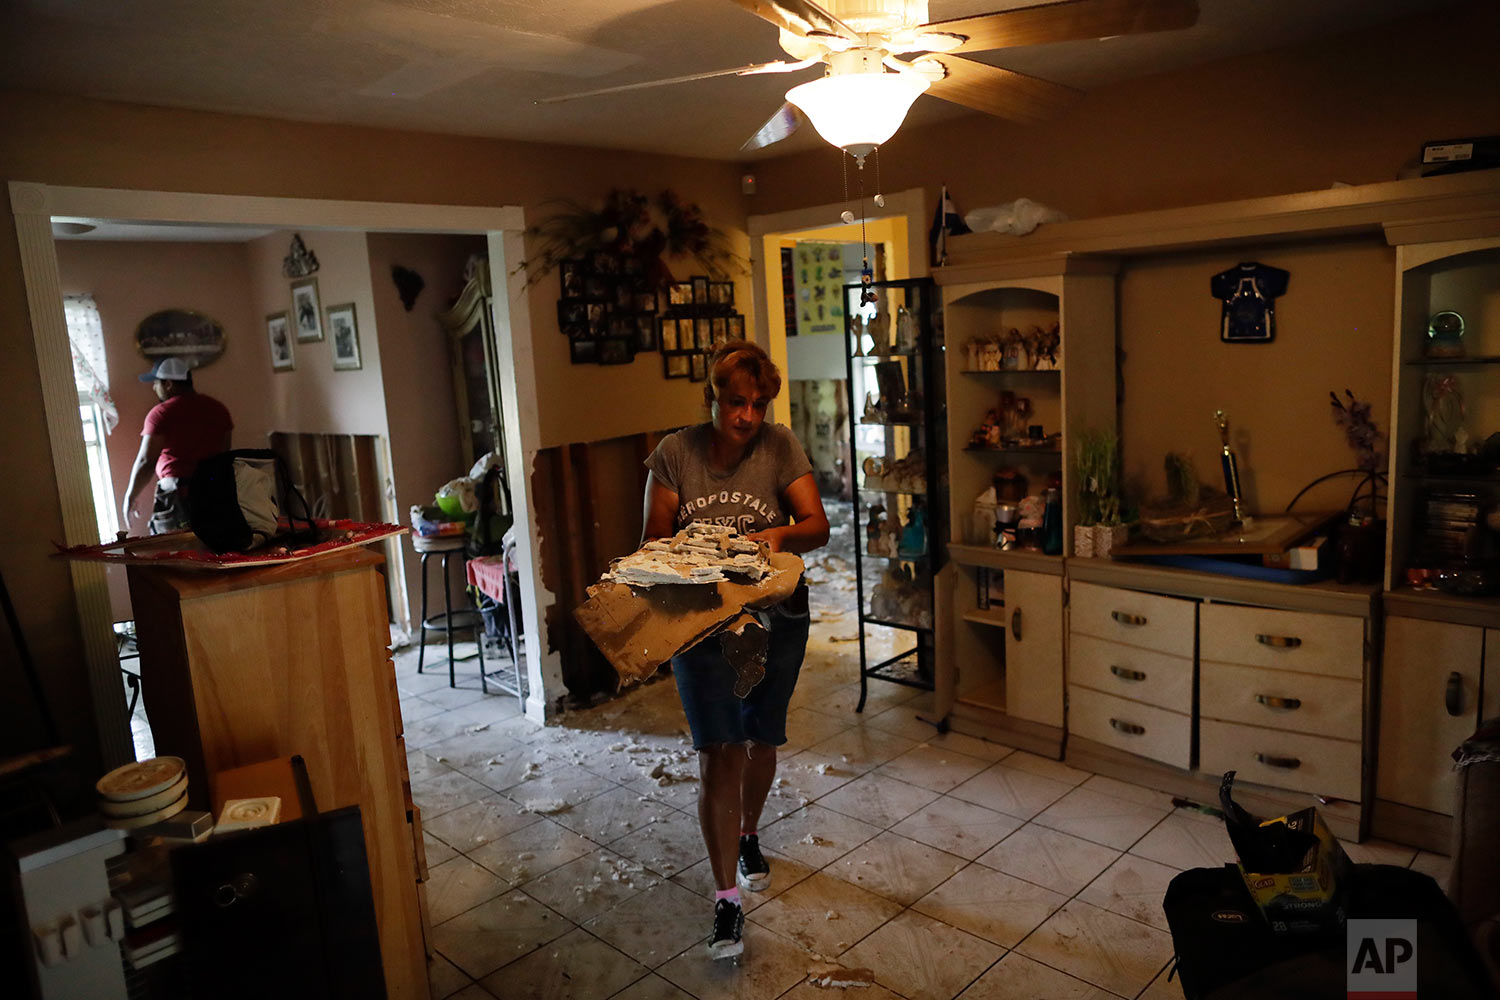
[265,272,361,372]
[557,253,660,367]
[659,274,744,382]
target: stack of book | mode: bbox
[1419,488,1483,563]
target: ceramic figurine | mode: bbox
[1424,373,1465,452]
[867,307,891,356]
[895,306,916,353]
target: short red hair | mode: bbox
[704,339,782,407]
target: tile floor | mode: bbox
[395,557,1452,1000]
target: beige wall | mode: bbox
[367,231,487,619]
[247,229,387,435]
[747,2,1500,221]
[1118,237,1395,513]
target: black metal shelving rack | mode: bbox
[842,278,947,712]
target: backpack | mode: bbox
[189,449,316,553]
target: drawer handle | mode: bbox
[1255,634,1302,649]
[1110,665,1147,682]
[1254,752,1301,770]
[1111,611,1147,626]
[1109,718,1145,736]
[1012,606,1023,642]
[1254,694,1302,711]
[1446,671,1464,717]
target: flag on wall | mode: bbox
[929,184,971,267]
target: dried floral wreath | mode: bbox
[516,189,743,290]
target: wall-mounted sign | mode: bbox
[135,309,226,368]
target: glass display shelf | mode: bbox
[858,486,928,496]
[963,445,1062,456]
[1402,356,1500,366]
[959,367,1062,375]
[859,614,933,633]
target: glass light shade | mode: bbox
[786,71,929,158]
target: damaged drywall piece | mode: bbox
[574,532,804,689]
[605,521,772,587]
[807,961,876,988]
[517,798,570,815]
[718,611,769,697]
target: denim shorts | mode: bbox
[672,591,810,750]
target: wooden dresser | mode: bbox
[127,547,429,1000]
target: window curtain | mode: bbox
[63,293,118,433]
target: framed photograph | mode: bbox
[691,275,710,306]
[290,277,323,342]
[559,259,586,300]
[558,300,586,327]
[689,353,708,382]
[589,250,619,275]
[599,336,633,366]
[266,311,294,371]
[584,274,610,301]
[613,283,634,311]
[709,281,734,307]
[635,315,657,353]
[663,353,691,379]
[326,302,362,370]
[695,316,714,351]
[609,314,633,339]
[726,314,745,340]
[660,317,679,352]
[560,321,589,341]
[636,291,658,314]
[570,338,598,364]
[587,303,608,337]
[668,283,693,308]
[622,256,643,277]
[712,317,728,348]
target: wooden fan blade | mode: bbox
[922,54,1081,124]
[725,0,857,38]
[535,60,812,105]
[741,103,802,152]
[922,0,1198,54]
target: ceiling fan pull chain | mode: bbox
[873,147,885,209]
[840,150,856,225]
[858,159,875,306]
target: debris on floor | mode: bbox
[516,798,570,815]
[807,961,876,988]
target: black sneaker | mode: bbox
[738,834,771,892]
[707,899,744,960]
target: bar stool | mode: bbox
[412,534,486,687]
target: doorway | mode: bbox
[11,181,558,769]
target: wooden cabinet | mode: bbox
[1377,615,1494,818]
[1067,581,1196,769]
[1063,561,1377,841]
[439,255,506,471]
[1005,569,1065,728]
[127,548,429,1000]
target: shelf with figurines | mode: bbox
[860,452,927,493]
[862,497,932,565]
[958,322,1061,374]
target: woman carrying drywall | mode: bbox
[640,340,829,960]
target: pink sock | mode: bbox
[715,888,741,906]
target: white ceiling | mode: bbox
[0,0,1462,162]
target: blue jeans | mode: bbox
[672,597,810,750]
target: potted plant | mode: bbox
[1073,429,1124,557]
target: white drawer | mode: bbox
[1198,719,1361,801]
[1069,581,1196,658]
[1200,660,1362,742]
[1068,684,1191,769]
[1199,603,1363,680]
[1069,633,1194,714]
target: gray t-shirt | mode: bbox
[645,422,813,533]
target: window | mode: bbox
[64,293,119,542]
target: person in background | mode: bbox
[640,340,829,960]
[121,357,233,534]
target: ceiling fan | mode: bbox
[539,0,1199,163]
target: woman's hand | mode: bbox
[747,527,785,553]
